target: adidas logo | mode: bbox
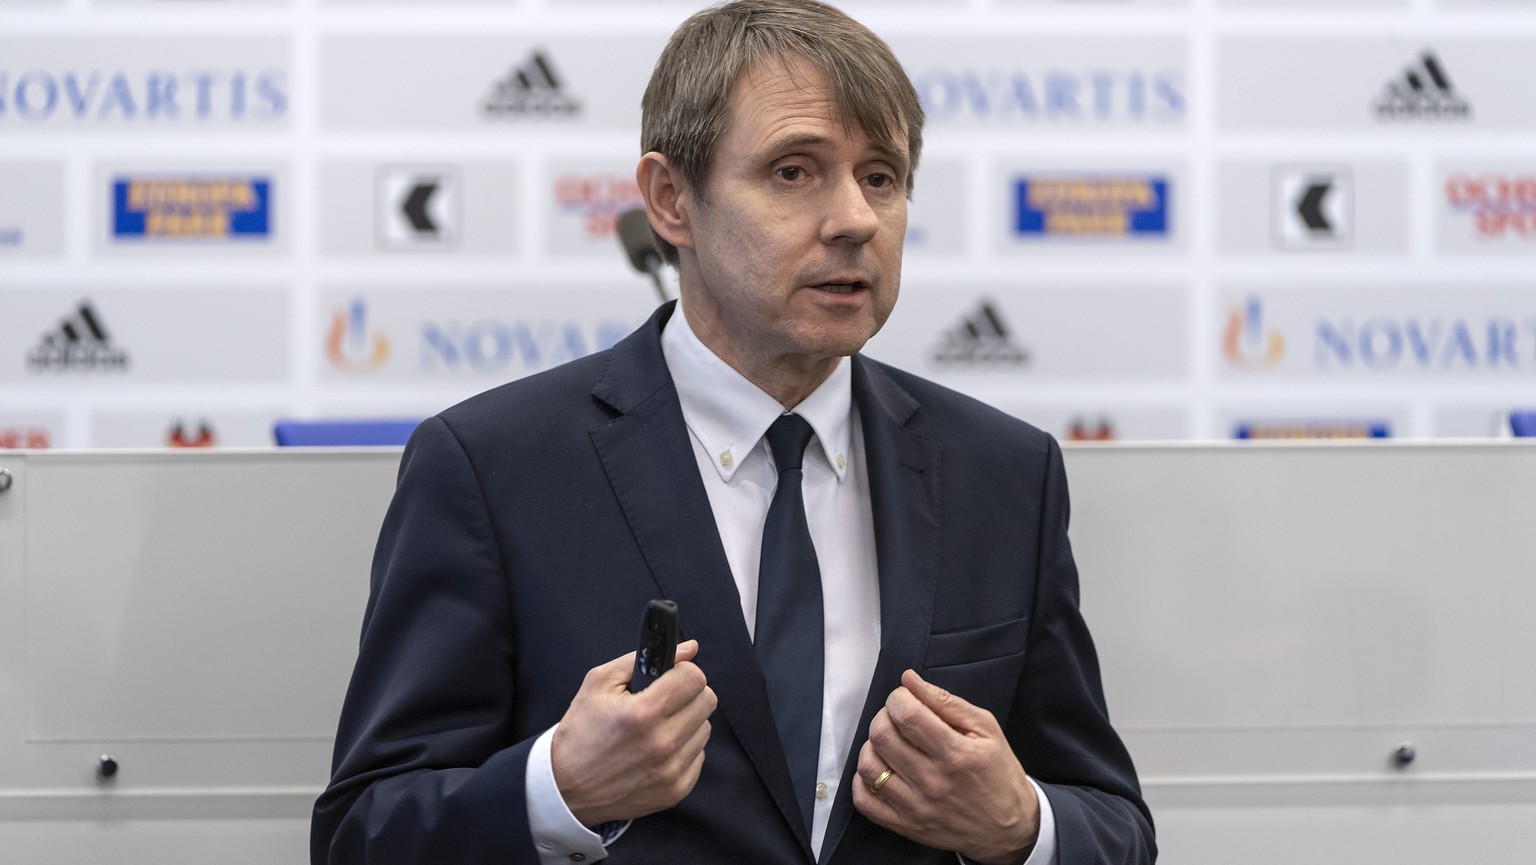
[1373,50,1471,121]
[25,300,131,374]
[930,301,1030,368]
[482,50,582,119]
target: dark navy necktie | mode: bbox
[756,412,824,836]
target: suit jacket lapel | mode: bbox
[820,356,943,864]
[587,303,814,857]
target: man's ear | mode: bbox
[637,152,692,253]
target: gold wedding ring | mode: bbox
[871,768,894,793]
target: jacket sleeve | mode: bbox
[311,415,540,865]
[1012,436,1156,865]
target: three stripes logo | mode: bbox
[482,50,582,119]
[1373,50,1471,122]
[930,301,1031,368]
[25,300,131,374]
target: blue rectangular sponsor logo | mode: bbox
[1014,176,1169,237]
[112,177,271,240]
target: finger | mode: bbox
[853,777,897,824]
[643,640,701,710]
[661,744,708,809]
[864,707,927,781]
[589,639,700,694]
[852,748,907,826]
[681,744,707,791]
[855,739,885,788]
[856,737,907,796]
[675,639,700,664]
[677,717,711,765]
[620,640,698,697]
[646,660,710,716]
[882,684,962,760]
[901,669,994,735]
[666,684,718,739]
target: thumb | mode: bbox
[901,669,990,733]
[595,640,700,692]
[674,639,700,664]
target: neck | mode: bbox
[677,301,841,410]
[741,358,839,411]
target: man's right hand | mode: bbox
[550,640,716,827]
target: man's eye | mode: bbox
[776,166,803,181]
[868,173,890,188]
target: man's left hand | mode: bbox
[853,669,1040,865]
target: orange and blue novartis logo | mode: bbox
[327,299,390,373]
[1223,297,1285,370]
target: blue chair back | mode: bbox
[273,419,421,447]
[1511,411,1536,438]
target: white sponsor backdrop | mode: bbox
[1,0,1534,448]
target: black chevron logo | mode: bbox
[401,182,439,234]
[377,167,460,250]
[1295,182,1335,234]
[1274,166,1352,250]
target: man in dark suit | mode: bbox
[312,2,1154,863]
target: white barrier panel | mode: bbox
[1065,442,1536,864]
[0,450,399,865]
[1,443,1534,863]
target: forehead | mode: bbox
[722,55,903,158]
[726,56,836,141]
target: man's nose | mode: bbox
[821,173,881,246]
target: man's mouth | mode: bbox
[812,281,865,294]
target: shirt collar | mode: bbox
[661,302,852,484]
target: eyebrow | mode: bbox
[759,132,910,176]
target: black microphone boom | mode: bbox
[617,208,670,304]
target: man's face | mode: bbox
[677,55,909,382]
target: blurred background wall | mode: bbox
[2,0,1534,449]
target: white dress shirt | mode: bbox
[525,304,1056,865]
[661,302,883,855]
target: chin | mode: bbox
[801,333,875,359]
[788,316,885,360]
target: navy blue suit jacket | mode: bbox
[312,302,1154,865]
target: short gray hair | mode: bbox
[641,0,925,264]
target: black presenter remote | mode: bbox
[628,600,679,692]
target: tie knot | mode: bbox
[765,413,815,474]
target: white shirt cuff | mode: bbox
[1020,777,1058,865]
[525,725,629,864]
[954,777,1057,865]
